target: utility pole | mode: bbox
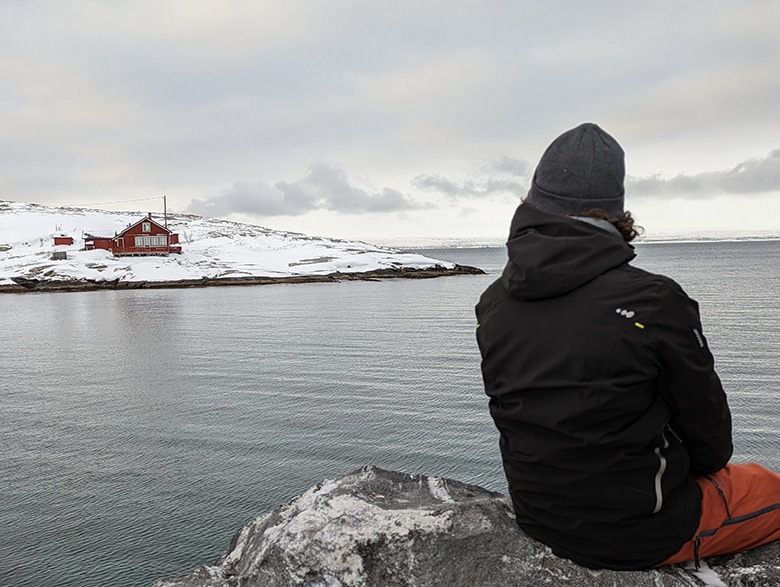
[163,194,168,229]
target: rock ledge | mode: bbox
[153,465,780,587]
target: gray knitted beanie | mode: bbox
[525,123,625,217]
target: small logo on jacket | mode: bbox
[616,308,645,329]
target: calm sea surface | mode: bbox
[2,242,779,587]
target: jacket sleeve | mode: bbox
[651,279,732,475]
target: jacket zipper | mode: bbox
[705,474,732,518]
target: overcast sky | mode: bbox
[3,1,780,243]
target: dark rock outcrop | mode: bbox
[1,265,484,293]
[153,466,780,587]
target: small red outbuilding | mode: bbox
[84,235,115,251]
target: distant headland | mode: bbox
[0,201,483,293]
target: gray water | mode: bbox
[1,243,779,587]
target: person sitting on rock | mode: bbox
[475,122,780,569]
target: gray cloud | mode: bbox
[412,156,531,200]
[188,164,430,218]
[629,149,780,198]
[187,180,312,218]
[411,149,780,207]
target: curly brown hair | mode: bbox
[581,208,643,243]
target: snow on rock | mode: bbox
[686,560,728,587]
[151,466,780,587]
[0,201,476,290]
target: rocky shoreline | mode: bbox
[0,264,484,293]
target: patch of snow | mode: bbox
[426,476,454,503]
[221,474,455,586]
[685,560,728,587]
[303,577,344,587]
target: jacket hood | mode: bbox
[502,203,636,300]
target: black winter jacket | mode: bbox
[475,204,732,570]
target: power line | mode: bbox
[72,196,164,207]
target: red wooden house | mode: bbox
[83,214,181,256]
[113,215,175,256]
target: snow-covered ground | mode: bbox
[0,201,456,287]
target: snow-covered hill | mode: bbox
[0,201,470,291]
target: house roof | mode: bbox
[117,216,171,237]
